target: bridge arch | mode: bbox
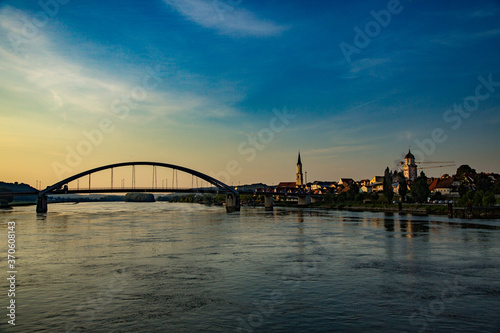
[37,162,239,213]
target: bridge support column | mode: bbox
[226,193,240,213]
[298,195,311,206]
[264,195,273,211]
[36,195,48,213]
[311,196,320,204]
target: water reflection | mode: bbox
[384,219,394,232]
[1,204,499,332]
[296,210,304,223]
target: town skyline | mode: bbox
[1,0,499,186]
[2,148,498,192]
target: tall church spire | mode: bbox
[296,150,304,187]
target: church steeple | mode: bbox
[296,150,304,187]
[403,147,418,181]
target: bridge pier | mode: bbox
[225,193,240,213]
[297,195,311,206]
[36,195,48,213]
[264,195,274,211]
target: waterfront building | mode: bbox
[361,185,373,193]
[338,178,354,186]
[370,176,384,184]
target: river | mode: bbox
[1,202,500,332]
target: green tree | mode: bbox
[475,173,493,192]
[493,183,500,195]
[459,190,475,206]
[355,192,366,202]
[203,194,214,204]
[383,167,394,203]
[473,191,484,206]
[456,165,475,179]
[410,171,430,203]
[458,184,469,198]
[213,194,226,205]
[0,188,14,207]
[483,192,496,207]
[397,171,408,202]
[323,194,335,205]
[369,192,380,202]
[348,183,360,200]
[125,193,155,202]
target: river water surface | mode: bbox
[1,203,500,332]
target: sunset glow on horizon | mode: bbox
[1,0,499,188]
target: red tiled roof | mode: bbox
[429,178,439,190]
[277,182,296,188]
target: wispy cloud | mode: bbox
[163,0,286,37]
[345,57,391,78]
[429,29,500,47]
[0,7,124,121]
[0,5,241,130]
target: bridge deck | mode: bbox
[51,187,223,194]
[0,189,323,197]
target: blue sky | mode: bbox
[1,0,499,186]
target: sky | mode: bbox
[1,0,500,188]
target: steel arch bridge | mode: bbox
[36,161,240,213]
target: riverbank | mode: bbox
[270,201,500,219]
[0,202,36,209]
[270,202,437,215]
